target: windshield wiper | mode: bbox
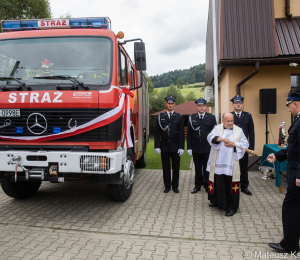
[33,75,89,90]
[0,77,31,91]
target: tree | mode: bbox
[60,12,71,18]
[185,91,197,101]
[0,0,51,21]
[176,76,184,87]
[190,73,196,84]
[148,93,165,136]
[149,93,165,115]
[146,76,155,94]
[160,85,186,105]
[150,63,206,89]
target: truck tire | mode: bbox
[107,149,134,202]
[135,139,146,168]
[0,176,41,199]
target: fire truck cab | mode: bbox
[0,17,148,202]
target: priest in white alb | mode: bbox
[206,113,249,216]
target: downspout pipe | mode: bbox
[236,62,260,96]
[212,0,219,124]
[285,0,293,18]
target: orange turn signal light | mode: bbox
[117,31,124,39]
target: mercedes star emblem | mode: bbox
[27,113,47,135]
[68,118,77,129]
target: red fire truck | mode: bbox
[0,17,148,201]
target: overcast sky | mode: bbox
[49,0,209,76]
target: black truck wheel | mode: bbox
[0,176,41,199]
[107,149,134,202]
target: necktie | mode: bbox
[237,114,240,118]
[200,115,203,122]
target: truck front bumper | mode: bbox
[0,150,125,174]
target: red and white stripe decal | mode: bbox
[0,88,134,146]
[123,88,134,148]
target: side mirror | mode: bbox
[134,42,146,71]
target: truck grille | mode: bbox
[0,108,122,142]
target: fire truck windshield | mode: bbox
[0,37,112,87]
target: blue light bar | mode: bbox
[69,18,109,29]
[1,17,110,32]
[2,21,38,31]
[21,20,38,28]
[15,127,23,133]
[53,127,61,134]
[69,19,87,26]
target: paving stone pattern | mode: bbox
[0,165,296,259]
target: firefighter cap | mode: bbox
[286,92,300,106]
[230,95,244,103]
[165,95,176,103]
[195,97,207,105]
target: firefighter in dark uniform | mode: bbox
[267,92,300,253]
[187,97,217,193]
[154,96,184,193]
[230,95,254,196]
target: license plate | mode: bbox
[0,109,20,117]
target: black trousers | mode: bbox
[161,151,180,189]
[239,153,249,189]
[192,153,209,188]
[280,183,300,252]
[208,174,240,211]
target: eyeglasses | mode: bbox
[234,101,243,104]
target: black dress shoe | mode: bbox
[241,188,252,196]
[164,188,170,193]
[191,187,201,194]
[209,203,218,207]
[225,209,237,216]
[173,188,180,193]
[268,243,290,253]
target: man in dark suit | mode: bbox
[267,92,300,253]
[231,95,255,196]
[154,95,184,193]
[187,97,217,193]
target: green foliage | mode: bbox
[176,76,184,86]
[147,75,155,94]
[0,0,51,20]
[150,63,205,88]
[190,74,196,84]
[159,85,186,105]
[145,139,191,170]
[185,91,197,101]
[59,12,71,18]
[152,88,158,95]
[149,93,165,115]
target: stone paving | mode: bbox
[0,162,297,260]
